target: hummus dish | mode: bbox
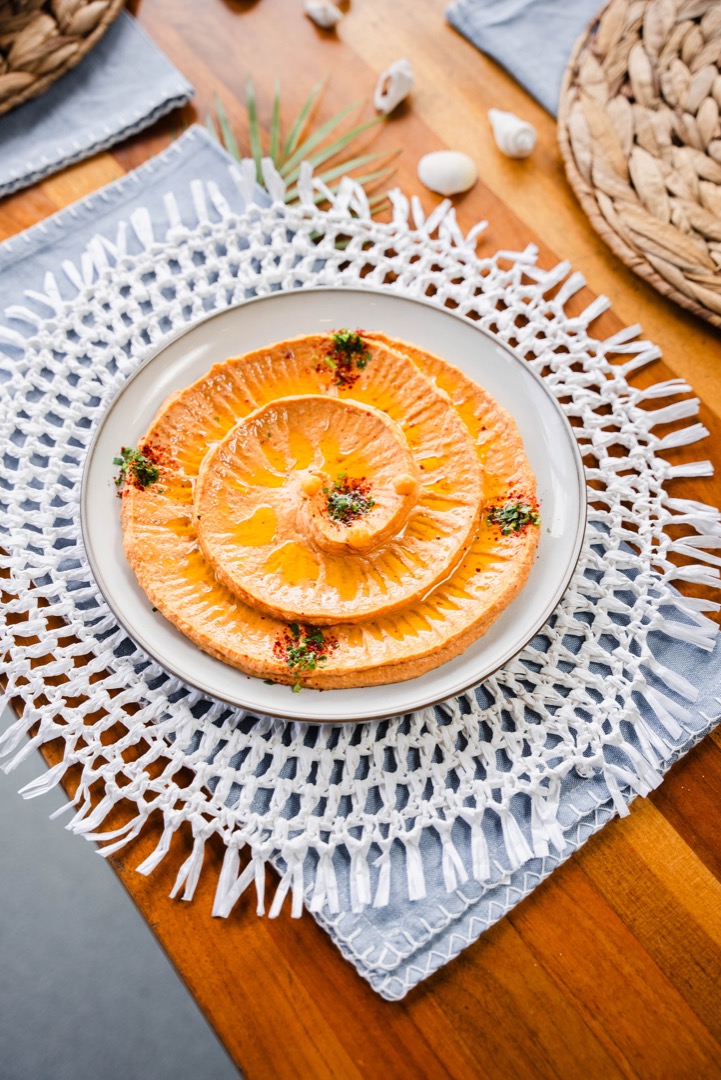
[118,331,541,690]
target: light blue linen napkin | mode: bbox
[1,126,720,1001]
[0,128,237,302]
[0,11,193,200]
[311,620,721,998]
[446,0,601,114]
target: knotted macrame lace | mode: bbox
[1,159,719,918]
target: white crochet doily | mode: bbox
[1,163,719,917]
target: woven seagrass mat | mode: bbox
[558,0,721,328]
[0,0,125,116]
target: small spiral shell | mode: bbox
[304,1,343,30]
[488,109,537,159]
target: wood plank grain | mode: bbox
[38,153,125,206]
[0,185,61,241]
[2,0,721,1077]
[510,860,721,1076]
[577,799,721,1042]
[651,736,721,882]
[407,919,625,1080]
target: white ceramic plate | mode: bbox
[81,287,586,722]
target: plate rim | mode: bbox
[80,284,587,722]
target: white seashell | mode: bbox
[374,57,414,115]
[417,150,477,196]
[304,0,343,30]
[487,108,537,159]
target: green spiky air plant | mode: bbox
[206,79,399,214]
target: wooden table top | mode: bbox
[3,1,721,1076]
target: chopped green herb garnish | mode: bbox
[319,329,373,387]
[285,638,327,673]
[331,329,370,361]
[113,446,160,490]
[305,625,326,646]
[487,500,541,535]
[324,474,375,525]
[273,623,338,687]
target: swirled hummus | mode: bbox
[119,331,540,689]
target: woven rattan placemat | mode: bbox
[0,0,125,117]
[558,0,721,327]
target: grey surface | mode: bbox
[0,706,239,1080]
